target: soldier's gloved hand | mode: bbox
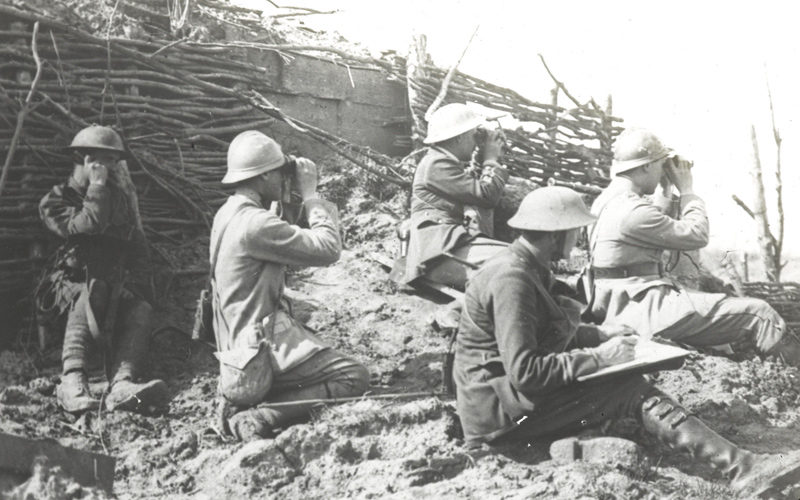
[593,335,637,368]
[597,324,636,341]
[664,156,694,195]
[481,129,505,163]
[86,158,109,186]
[293,157,318,201]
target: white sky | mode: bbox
[241,0,800,267]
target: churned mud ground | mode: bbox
[3,165,800,499]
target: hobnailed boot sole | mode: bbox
[106,380,169,413]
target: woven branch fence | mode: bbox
[0,1,623,334]
[402,65,622,193]
[742,282,800,333]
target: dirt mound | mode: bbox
[3,176,800,498]
[2,456,110,500]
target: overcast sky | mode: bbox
[240,0,799,272]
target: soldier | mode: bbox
[454,187,800,497]
[212,131,369,441]
[403,103,508,290]
[38,125,168,413]
[588,128,800,365]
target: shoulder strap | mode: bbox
[209,202,248,283]
[587,192,624,265]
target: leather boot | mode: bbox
[106,378,168,413]
[110,298,152,382]
[768,331,800,367]
[641,394,800,498]
[226,407,277,441]
[105,298,168,413]
[57,370,100,413]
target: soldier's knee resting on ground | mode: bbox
[329,360,370,397]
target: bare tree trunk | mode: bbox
[406,33,428,148]
[749,125,779,281]
[766,76,784,279]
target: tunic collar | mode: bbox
[431,146,461,163]
[234,190,264,208]
[508,237,552,287]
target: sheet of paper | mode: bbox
[576,338,691,382]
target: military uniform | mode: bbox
[454,237,656,445]
[38,168,155,397]
[212,192,368,430]
[589,180,789,356]
[404,146,508,288]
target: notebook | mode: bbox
[577,338,691,382]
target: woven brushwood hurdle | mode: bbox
[743,281,800,332]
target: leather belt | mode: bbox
[455,349,500,364]
[592,262,663,279]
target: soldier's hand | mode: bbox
[593,335,637,368]
[659,170,674,196]
[664,156,694,195]
[481,129,505,163]
[86,157,109,186]
[293,157,318,201]
[597,324,636,341]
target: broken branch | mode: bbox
[732,194,755,219]
[538,53,582,108]
[0,21,42,198]
[425,25,479,122]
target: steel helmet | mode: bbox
[67,125,125,153]
[506,186,596,231]
[423,103,485,144]
[223,130,285,184]
[611,128,672,176]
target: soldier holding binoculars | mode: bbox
[403,103,509,290]
[587,128,800,366]
[209,131,369,441]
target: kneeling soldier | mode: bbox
[213,131,369,440]
[454,186,800,497]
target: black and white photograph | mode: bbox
[1,1,799,498]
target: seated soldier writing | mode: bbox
[453,186,800,498]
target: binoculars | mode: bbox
[281,154,298,175]
[474,126,507,147]
[666,153,693,169]
[473,127,489,145]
